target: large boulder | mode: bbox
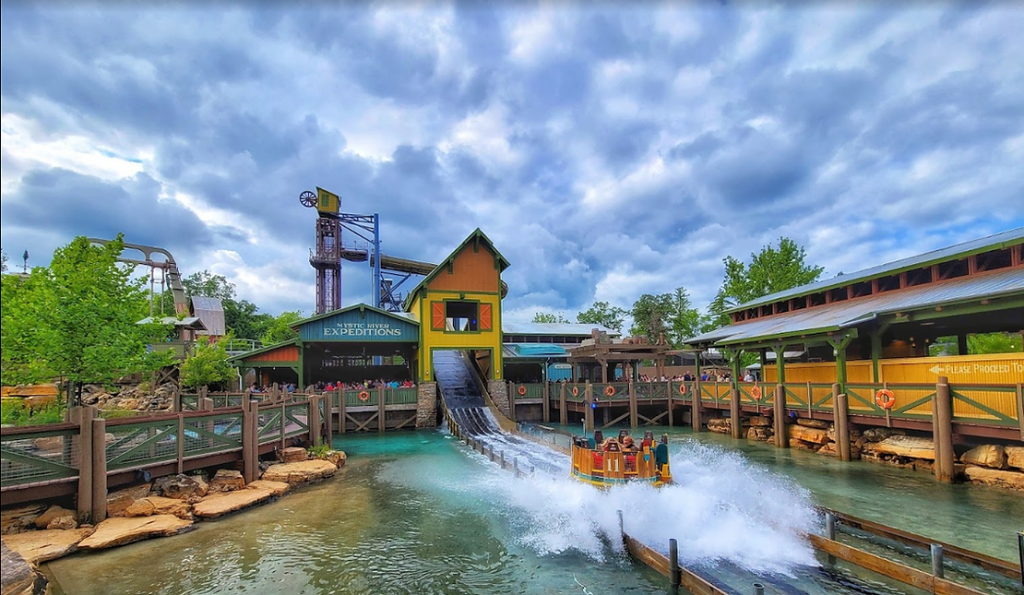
[706,418,730,434]
[787,424,830,445]
[963,465,1024,491]
[155,474,208,500]
[861,436,935,461]
[280,447,308,463]
[747,416,771,428]
[107,483,153,517]
[961,445,1007,469]
[34,505,76,530]
[261,460,337,485]
[796,418,829,429]
[861,427,905,442]
[78,515,193,550]
[1,504,47,536]
[2,528,94,564]
[208,469,245,493]
[124,497,192,520]
[746,427,772,441]
[1006,446,1024,471]
[245,480,290,497]
[192,487,277,520]
[1,540,47,595]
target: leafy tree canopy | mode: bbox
[1,235,173,391]
[708,237,823,329]
[532,312,569,324]
[261,310,303,345]
[629,288,703,348]
[576,301,627,332]
[180,337,234,390]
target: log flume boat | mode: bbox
[570,429,672,487]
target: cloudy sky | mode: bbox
[2,2,1023,325]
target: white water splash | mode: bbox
[385,435,819,575]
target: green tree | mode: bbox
[180,337,234,390]
[182,271,235,301]
[261,310,303,345]
[629,288,703,348]
[1,235,172,395]
[967,332,1023,354]
[708,237,824,328]
[576,301,627,332]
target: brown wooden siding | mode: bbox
[249,345,299,363]
[427,247,501,293]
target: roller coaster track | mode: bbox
[88,238,188,314]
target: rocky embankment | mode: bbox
[706,416,1024,490]
[0,447,345,595]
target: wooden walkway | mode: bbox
[508,379,1024,442]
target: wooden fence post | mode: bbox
[72,406,96,522]
[323,391,333,446]
[834,385,851,462]
[691,380,702,432]
[629,381,638,428]
[559,383,567,426]
[934,377,954,482]
[339,389,347,434]
[585,382,594,432]
[90,417,107,523]
[774,384,788,448]
[242,398,257,483]
[730,379,742,440]
[542,381,550,423]
[308,395,321,447]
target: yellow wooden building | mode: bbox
[404,229,510,383]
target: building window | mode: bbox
[446,301,478,332]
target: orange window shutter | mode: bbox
[479,303,492,330]
[431,302,445,330]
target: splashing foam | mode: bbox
[485,439,819,575]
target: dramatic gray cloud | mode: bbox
[2,1,1023,328]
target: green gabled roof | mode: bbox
[727,227,1024,314]
[290,303,420,329]
[403,228,510,311]
[227,337,300,363]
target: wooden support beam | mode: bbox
[934,377,955,483]
[90,417,107,524]
[835,388,851,462]
[774,384,787,449]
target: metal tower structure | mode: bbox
[301,187,381,315]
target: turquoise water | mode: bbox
[44,427,1023,594]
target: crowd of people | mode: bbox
[314,379,415,392]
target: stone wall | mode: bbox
[416,382,437,428]
[488,380,510,419]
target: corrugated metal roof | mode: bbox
[190,296,226,336]
[504,343,570,358]
[730,227,1024,312]
[687,266,1024,346]
[501,322,619,336]
[136,316,207,330]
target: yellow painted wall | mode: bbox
[763,352,1024,385]
[414,289,503,382]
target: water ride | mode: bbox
[570,429,672,487]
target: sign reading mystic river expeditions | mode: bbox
[299,304,419,343]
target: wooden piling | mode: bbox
[691,381,702,432]
[669,539,680,588]
[542,381,550,423]
[730,383,742,440]
[90,417,107,523]
[378,386,386,432]
[774,384,787,449]
[934,377,955,483]
[584,383,594,432]
[339,390,346,434]
[931,544,944,578]
[834,386,851,462]
[559,383,567,426]
[629,382,638,428]
[308,395,321,447]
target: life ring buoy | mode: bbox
[571,386,580,397]
[358,390,370,402]
[517,385,527,396]
[750,385,763,401]
[678,383,687,395]
[875,389,896,410]
[604,385,616,397]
